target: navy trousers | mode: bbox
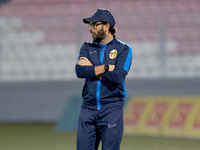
[76,106,124,150]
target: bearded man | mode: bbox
[75,9,132,150]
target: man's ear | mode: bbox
[105,23,110,32]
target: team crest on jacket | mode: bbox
[109,49,118,59]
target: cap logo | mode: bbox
[109,49,118,59]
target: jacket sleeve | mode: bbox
[101,45,132,84]
[75,42,96,78]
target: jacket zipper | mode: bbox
[96,44,107,110]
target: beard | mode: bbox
[91,26,106,42]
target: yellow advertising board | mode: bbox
[124,97,200,139]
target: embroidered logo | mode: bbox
[109,49,117,59]
[89,51,97,54]
[108,124,116,128]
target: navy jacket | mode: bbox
[75,36,132,110]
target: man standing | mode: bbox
[75,9,132,150]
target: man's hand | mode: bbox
[77,57,93,66]
[95,64,115,80]
[108,65,115,71]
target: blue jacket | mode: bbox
[75,36,132,110]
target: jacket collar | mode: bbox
[92,35,116,47]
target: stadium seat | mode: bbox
[0,0,200,81]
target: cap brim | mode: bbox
[83,16,100,24]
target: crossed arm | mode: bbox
[77,57,115,79]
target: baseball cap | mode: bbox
[83,9,116,26]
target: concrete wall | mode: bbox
[0,78,199,122]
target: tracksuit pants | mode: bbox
[76,106,124,150]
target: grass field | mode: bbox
[0,123,200,150]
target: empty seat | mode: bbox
[0,0,200,81]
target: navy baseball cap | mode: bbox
[83,9,116,26]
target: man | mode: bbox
[75,9,132,150]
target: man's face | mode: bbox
[89,22,106,42]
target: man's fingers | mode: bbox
[77,57,93,66]
[109,65,115,71]
[80,57,87,60]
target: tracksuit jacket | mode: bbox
[75,36,132,110]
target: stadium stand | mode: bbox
[0,0,200,81]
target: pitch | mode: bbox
[0,123,200,150]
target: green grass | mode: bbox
[0,123,200,150]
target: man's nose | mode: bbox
[89,27,93,32]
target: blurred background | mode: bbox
[0,0,200,150]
